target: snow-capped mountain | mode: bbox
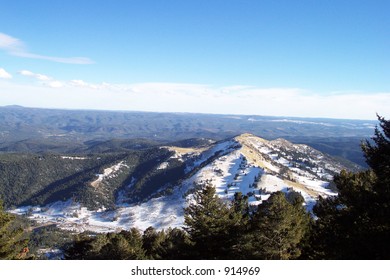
[11,134,357,232]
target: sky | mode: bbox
[0,0,389,120]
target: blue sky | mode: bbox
[0,0,389,119]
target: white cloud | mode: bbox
[19,70,34,76]
[70,79,89,87]
[0,32,94,64]
[69,79,113,90]
[19,70,51,81]
[46,81,64,88]
[0,68,12,79]
[35,74,51,81]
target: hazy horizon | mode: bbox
[1,1,389,120]
[1,103,380,122]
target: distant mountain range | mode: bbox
[0,105,377,166]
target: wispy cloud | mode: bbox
[19,69,64,88]
[0,68,12,79]
[0,33,94,64]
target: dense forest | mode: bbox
[0,116,389,260]
[0,148,188,210]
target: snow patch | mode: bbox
[185,140,238,173]
[157,162,169,170]
[91,161,128,187]
[61,156,88,160]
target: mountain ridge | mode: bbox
[7,133,358,232]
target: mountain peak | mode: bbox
[234,132,266,141]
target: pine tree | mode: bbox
[0,200,29,259]
[64,233,102,260]
[99,229,146,260]
[227,192,251,259]
[231,192,250,223]
[158,227,192,259]
[245,191,310,260]
[142,226,166,259]
[65,228,146,260]
[306,115,390,259]
[184,183,239,259]
[362,115,390,183]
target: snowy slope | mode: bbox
[12,134,349,232]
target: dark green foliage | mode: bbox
[158,228,192,259]
[0,153,137,209]
[362,115,390,188]
[64,233,109,260]
[184,183,242,259]
[241,191,310,260]
[0,200,29,259]
[183,186,310,260]
[65,227,191,260]
[99,229,146,260]
[27,225,75,259]
[141,227,192,260]
[124,148,186,203]
[142,226,166,259]
[306,170,380,259]
[65,229,146,260]
[306,115,390,259]
[0,148,188,209]
[226,192,252,258]
[81,138,161,153]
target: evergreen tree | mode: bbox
[99,229,146,260]
[227,192,251,259]
[0,200,29,259]
[306,115,390,259]
[184,183,240,259]
[158,227,192,259]
[244,191,310,259]
[231,192,250,224]
[362,115,390,183]
[64,233,103,260]
[142,226,166,259]
[65,228,146,260]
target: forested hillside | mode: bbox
[0,148,187,209]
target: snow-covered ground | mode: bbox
[10,134,341,233]
[10,184,192,233]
